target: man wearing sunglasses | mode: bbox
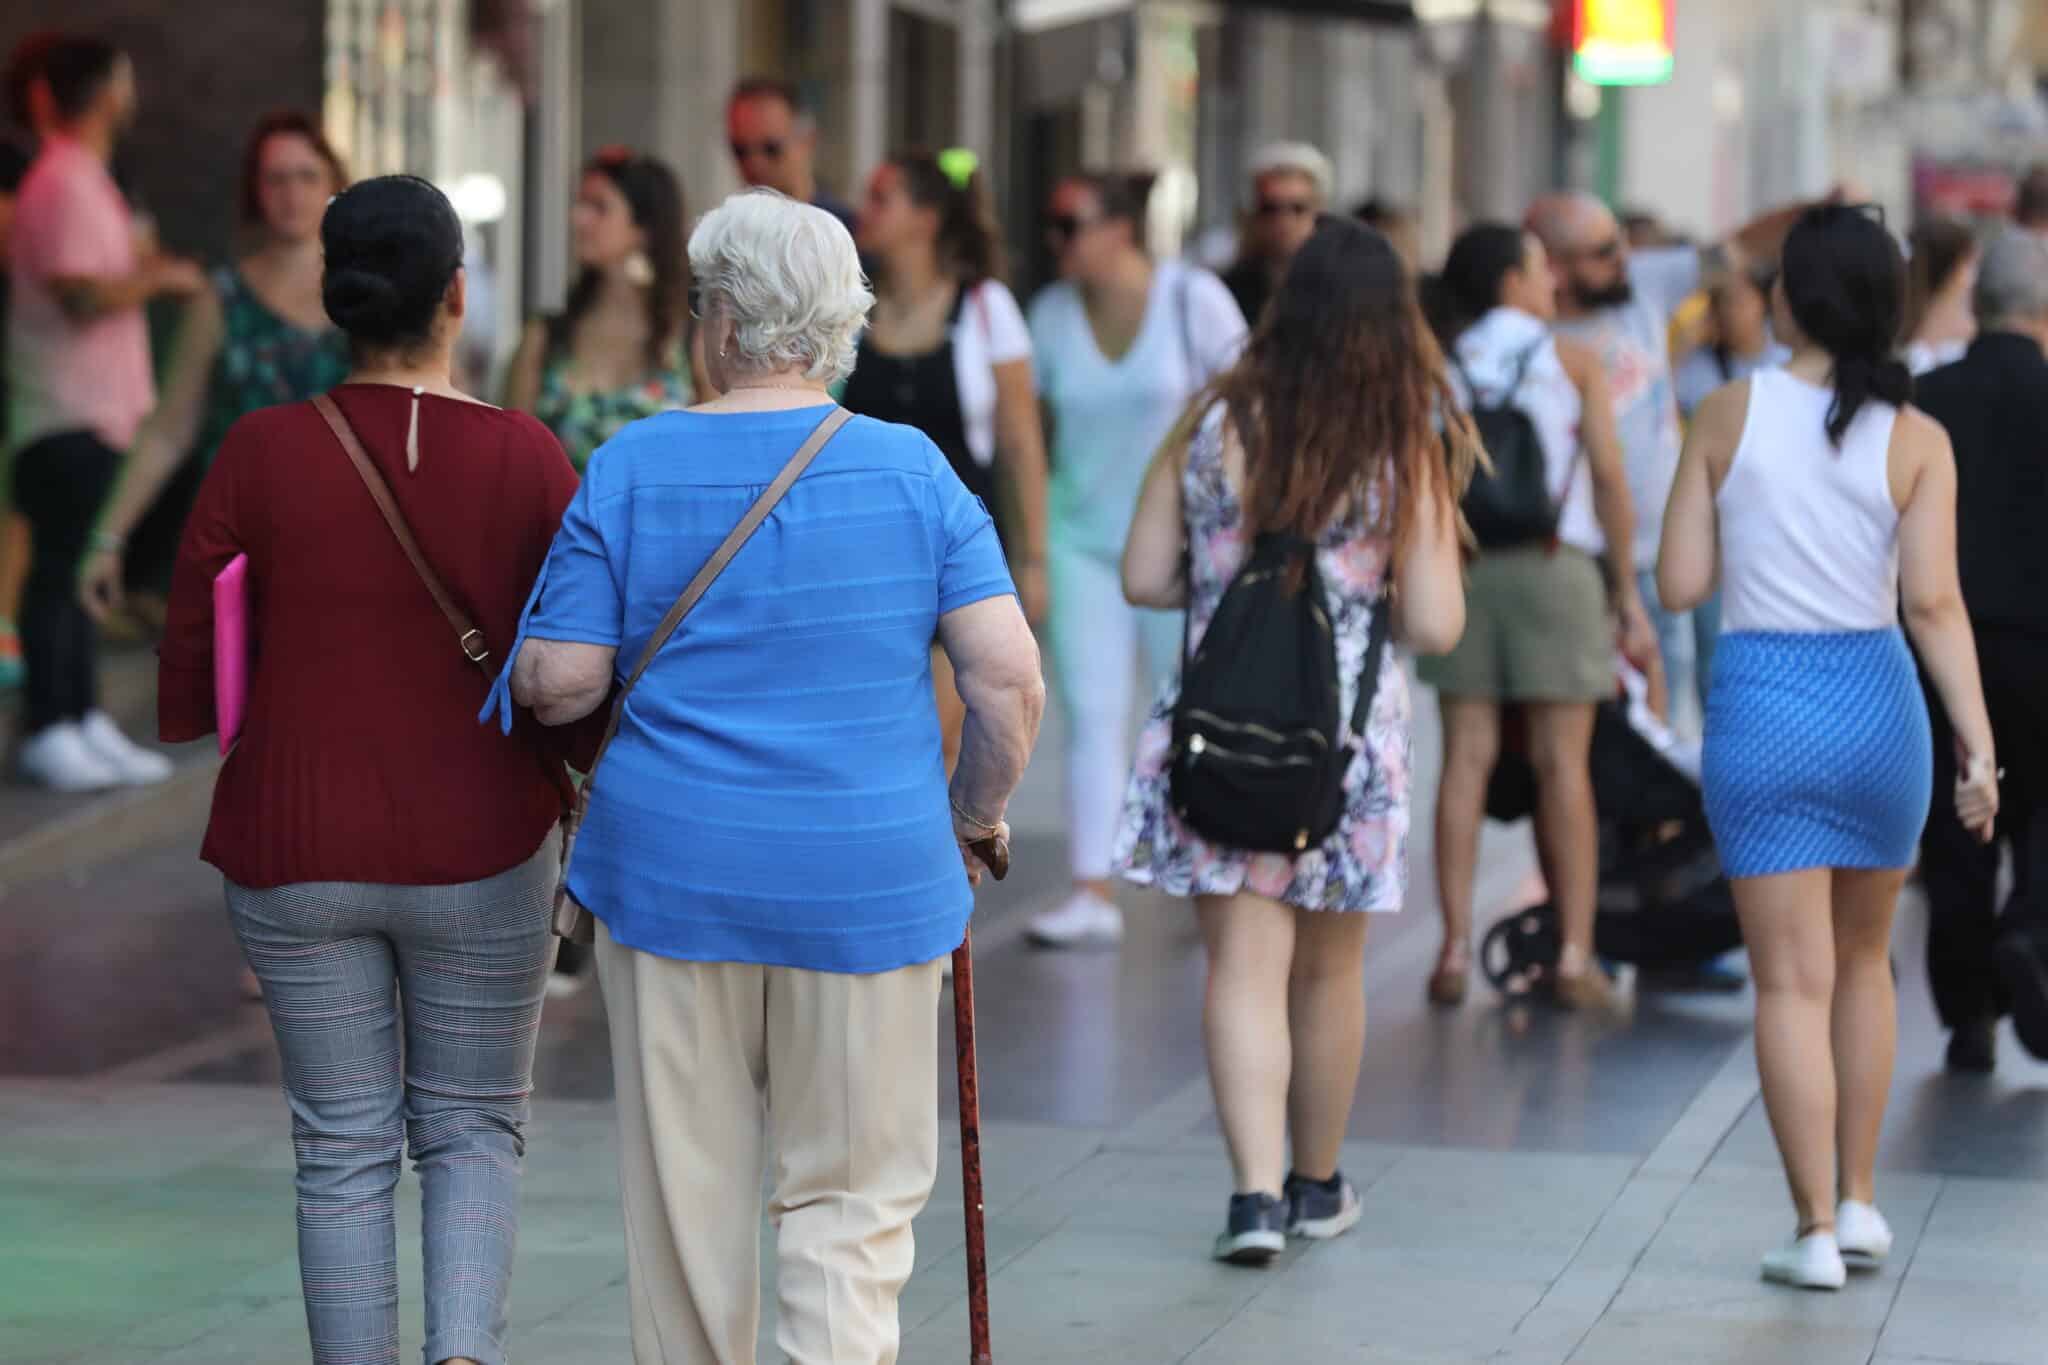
[1526,189,1838,724]
[726,77,857,235]
[1221,141,1331,328]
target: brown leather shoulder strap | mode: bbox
[579,405,854,795]
[311,392,490,671]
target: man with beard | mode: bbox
[1526,191,1832,718]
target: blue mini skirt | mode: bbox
[1701,629,1932,879]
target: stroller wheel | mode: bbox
[1482,904,1561,997]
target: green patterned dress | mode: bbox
[196,267,352,464]
[531,345,693,472]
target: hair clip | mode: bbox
[937,147,979,192]
[593,144,633,167]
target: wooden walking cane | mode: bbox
[955,832,1008,1365]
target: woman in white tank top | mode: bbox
[1657,205,1999,1291]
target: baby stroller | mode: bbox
[1478,668,1743,996]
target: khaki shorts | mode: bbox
[1417,545,1614,703]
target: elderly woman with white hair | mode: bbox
[483,189,1044,1364]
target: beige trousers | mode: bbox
[595,920,945,1365]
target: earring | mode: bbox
[622,250,655,287]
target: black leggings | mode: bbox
[12,431,119,736]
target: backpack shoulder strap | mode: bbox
[1504,340,1544,397]
[311,392,490,671]
[1177,265,1199,381]
[1446,344,1484,403]
[580,405,854,789]
[1349,590,1394,737]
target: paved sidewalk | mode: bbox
[5,664,2047,1362]
[7,974,2047,1365]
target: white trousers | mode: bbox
[1046,541,1182,881]
[596,921,945,1365]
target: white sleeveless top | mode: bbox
[1451,308,1602,557]
[1716,368,1901,634]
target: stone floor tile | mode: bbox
[1566,1313,1876,1365]
[1876,1274,2048,1365]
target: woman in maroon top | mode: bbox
[159,175,584,1365]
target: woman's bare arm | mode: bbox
[1895,410,1994,775]
[80,290,227,618]
[1658,379,1744,613]
[940,594,1045,828]
[1394,450,1466,656]
[1122,418,1196,609]
[504,319,547,412]
[990,356,1051,622]
[511,637,617,727]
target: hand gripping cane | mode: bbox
[956,832,1007,1365]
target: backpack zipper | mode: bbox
[1182,710,1331,749]
[1183,733,1320,767]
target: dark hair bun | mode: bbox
[321,175,465,351]
[321,267,405,336]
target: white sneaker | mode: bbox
[19,722,123,793]
[1761,1231,1847,1290]
[544,970,590,1000]
[1836,1200,1892,1269]
[1026,891,1124,948]
[80,711,174,786]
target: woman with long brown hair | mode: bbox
[505,147,696,472]
[1114,215,1471,1263]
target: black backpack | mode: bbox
[1453,346,1559,549]
[1170,533,1392,855]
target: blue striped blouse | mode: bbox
[481,404,1015,973]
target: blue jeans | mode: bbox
[227,834,558,1365]
[1638,569,1721,710]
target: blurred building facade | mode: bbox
[5,0,2044,383]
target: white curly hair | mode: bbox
[688,189,873,384]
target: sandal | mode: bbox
[1428,945,1470,1007]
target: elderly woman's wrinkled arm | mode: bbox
[940,596,1045,829]
[510,637,618,727]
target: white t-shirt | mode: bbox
[1451,307,1603,558]
[952,279,1033,468]
[1904,337,1967,378]
[1030,261,1247,558]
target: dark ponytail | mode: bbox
[1780,204,1913,447]
[1423,223,1528,349]
[1822,353,1914,448]
[895,149,1007,286]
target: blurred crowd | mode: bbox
[10,21,2048,1363]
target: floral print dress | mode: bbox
[532,346,693,472]
[1111,409,1412,913]
[195,267,351,464]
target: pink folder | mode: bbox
[213,554,249,755]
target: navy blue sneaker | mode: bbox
[1284,1171,1362,1240]
[1214,1192,1287,1266]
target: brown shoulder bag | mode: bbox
[312,392,495,674]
